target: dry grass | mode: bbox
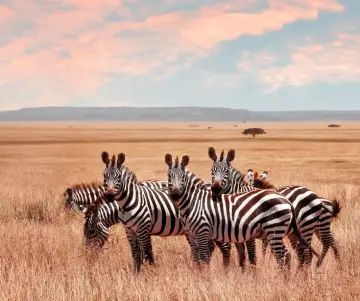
[0,122,360,301]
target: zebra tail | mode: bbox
[330,199,342,219]
[289,204,320,258]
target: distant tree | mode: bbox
[233,125,238,127]
[208,126,213,130]
[328,124,341,128]
[242,128,266,138]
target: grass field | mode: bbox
[0,122,359,301]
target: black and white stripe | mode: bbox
[83,151,234,272]
[208,147,324,269]
[165,153,319,274]
[250,171,341,267]
[64,182,106,212]
[64,181,167,213]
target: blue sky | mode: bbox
[0,0,359,111]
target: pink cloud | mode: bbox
[142,0,344,51]
[0,0,346,109]
[0,5,13,22]
[239,33,360,92]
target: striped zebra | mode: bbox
[164,153,319,273]
[64,180,169,263]
[63,180,233,268]
[208,147,324,268]
[64,180,167,212]
[248,170,341,268]
[64,182,105,212]
[83,151,234,272]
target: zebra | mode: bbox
[164,153,319,274]
[248,170,341,268]
[64,180,168,213]
[64,182,105,212]
[64,180,169,263]
[208,147,325,269]
[83,151,234,272]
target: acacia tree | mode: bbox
[242,128,266,138]
[328,124,341,128]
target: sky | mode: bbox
[0,0,359,111]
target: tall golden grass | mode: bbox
[0,122,359,301]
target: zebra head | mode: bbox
[165,153,189,202]
[63,187,85,212]
[83,202,109,249]
[251,170,274,189]
[208,147,235,196]
[101,151,126,198]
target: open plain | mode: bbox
[0,122,359,301]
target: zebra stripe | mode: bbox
[252,171,341,267]
[64,182,106,212]
[208,148,265,268]
[165,153,319,273]
[83,151,233,273]
[64,181,168,213]
[208,147,324,269]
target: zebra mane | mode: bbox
[253,172,275,189]
[121,165,138,184]
[230,166,247,184]
[68,181,104,191]
[185,168,208,190]
[141,178,160,182]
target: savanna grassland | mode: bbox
[0,122,360,301]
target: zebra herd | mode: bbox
[63,147,341,275]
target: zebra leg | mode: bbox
[197,233,211,265]
[262,238,269,256]
[137,222,153,268]
[269,237,291,276]
[185,233,201,263]
[287,232,306,270]
[315,225,341,268]
[302,228,316,267]
[125,229,142,274]
[215,241,232,268]
[235,243,246,272]
[143,235,155,265]
[245,238,257,267]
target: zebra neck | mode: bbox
[114,181,139,211]
[98,201,120,228]
[230,168,247,192]
[186,170,207,189]
[177,175,207,216]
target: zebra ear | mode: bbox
[66,187,72,197]
[117,153,125,166]
[101,151,110,165]
[226,149,235,163]
[165,153,172,166]
[247,169,254,180]
[208,147,217,162]
[181,155,189,167]
[260,171,268,180]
